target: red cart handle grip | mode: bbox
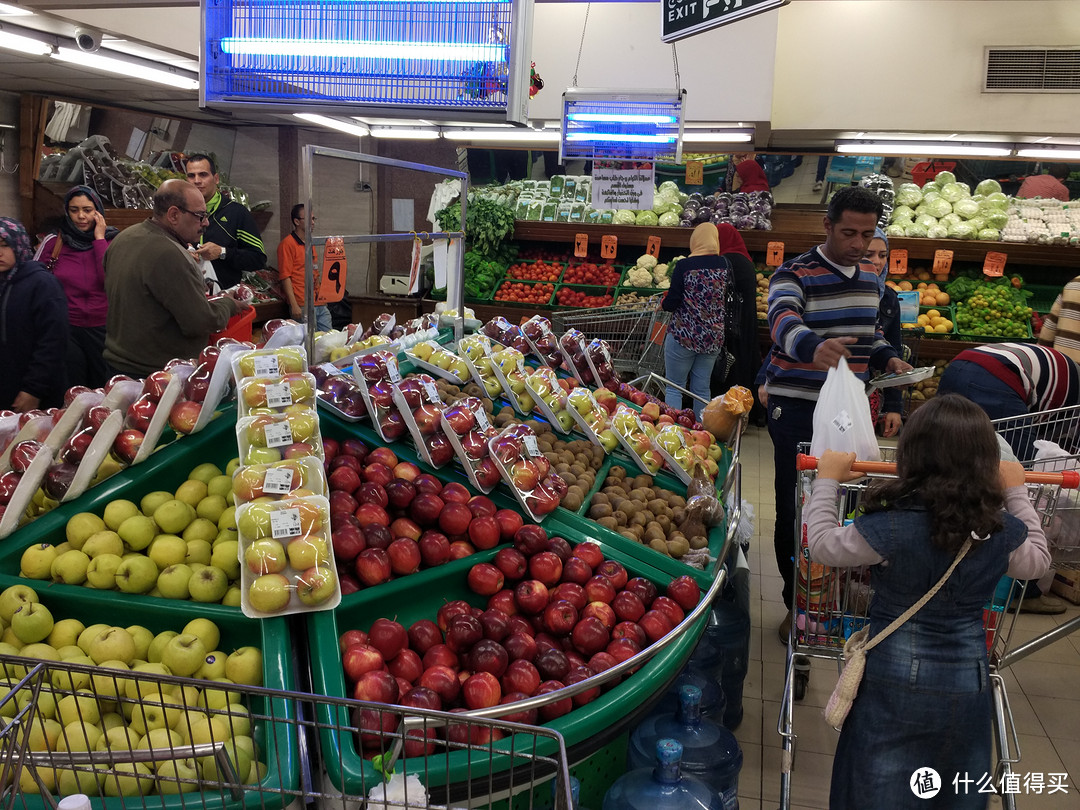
[795,453,1080,489]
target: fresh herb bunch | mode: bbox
[435,197,516,259]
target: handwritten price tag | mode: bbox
[646,235,662,258]
[685,161,704,186]
[574,233,588,258]
[983,251,1007,278]
[601,235,618,260]
[933,250,954,275]
[889,249,908,275]
[766,241,785,267]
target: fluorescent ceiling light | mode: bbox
[566,113,675,125]
[443,129,560,142]
[836,141,1011,157]
[293,113,369,137]
[1016,148,1080,160]
[0,29,50,55]
[220,38,505,63]
[566,133,677,144]
[0,3,32,15]
[682,131,753,143]
[369,128,440,140]
[52,47,198,90]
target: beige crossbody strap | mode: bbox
[863,536,973,654]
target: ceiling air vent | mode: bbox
[985,47,1080,92]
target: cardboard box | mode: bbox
[1050,569,1080,605]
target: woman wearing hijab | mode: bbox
[866,227,904,437]
[662,223,730,417]
[731,154,770,193]
[0,217,69,411]
[33,185,117,388]
[713,223,761,398]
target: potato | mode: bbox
[613,510,629,527]
[588,503,613,520]
[649,538,670,554]
[667,537,690,558]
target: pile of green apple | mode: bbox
[20,462,243,604]
[0,585,265,796]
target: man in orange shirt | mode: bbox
[277,203,332,331]
[1016,163,1071,202]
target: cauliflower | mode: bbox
[626,267,654,287]
[656,277,670,289]
[652,263,669,284]
[636,254,658,270]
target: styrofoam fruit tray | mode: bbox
[235,409,325,468]
[232,456,328,507]
[439,398,500,494]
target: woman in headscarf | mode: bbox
[731,154,770,193]
[713,223,762,400]
[0,217,69,411]
[662,223,730,417]
[866,227,904,437]
[33,185,117,388]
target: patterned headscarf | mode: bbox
[0,217,33,265]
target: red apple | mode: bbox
[639,609,674,643]
[535,647,570,682]
[426,433,454,467]
[407,619,442,655]
[418,665,460,704]
[354,503,390,528]
[436,600,472,632]
[528,552,563,587]
[543,600,578,635]
[494,509,524,542]
[474,457,503,491]
[342,644,386,682]
[536,681,573,722]
[469,639,509,678]
[9,441,42,475]
[353,669,399,704]
[606,637,641,664]
[361,464,393,488]
[438,502,472,536]
[393,461,420,481]
[582,601,617,630]
[596,560,628,590]
[651,596,686,627]
[560,556,593,585]
[547,536,572,562]
[625,577,658,606]
[467,516,501,550]
[387,648,423,684]
[366,447,397,468]
[339,629,368,652]
[571,616,610,656]
[493,548,527,581]
[443,403,476,435]
[168,400,202,434]
[422,644,458,671]
[565,665,601,707]
[550,582,587,612]
[445,615,483,654]
[467,495,497,518]
[462,672,502,709]
[487,589,518,616]
[331,455,362,475]
[410,493,445,527]
[613,591,646,623]
[584,576,617,605]
[506,615,533,636]
[354,548,392,587]
[363,523,392,550]
[413,403,443,436]
[329,467,362,495]
[367,618,407,661]
[329,490,360,518]
[467,563,505,597]
[504,632,538,663]
[448,540,475,560]
[666,575,702,611]
[513,524,549,556]
[572,542,605,569]
[387,538,421,575]
[413,474,442,495]
[332,525,366,562]
[478,608,510,642]
[384,479,416,509]
[417,530,450,567]
[590,649,621,671]
[497,693,538,725]
[112,429,144,465]
[514,580,549,614]
[389,517,422,542]
[612,621,647,648]
[500,658,541,696]
[401,686,442,711]
[126,396,156,433]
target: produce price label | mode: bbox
[766,241,785,267]
[264,422,294,448]
[646,236,662,258]
[591,164,655,211]
[270,508,302,540]
[685,161,704,186]
[889,249,909,275]
[983,251,1007,277]
[476,409,491,430]
[265,383,292,409]
[253,355,280,377]
[263,468,294,495]
[387,360,402,384]
[574,233,589,258]
[933,250,954,275]
[524,435,540,457]
[601,235,618,260]
[317,363,338,377]
[421,379,439,402]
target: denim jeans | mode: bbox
[301,305,333,332]
[663,333,718,418]
[938,359,1034,460]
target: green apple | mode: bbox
[126,625,154,660]
[148,534,187,569]
[156,563,194,600]
[1,627,19,647]
[286,536,329,571]
[153,499,196,535]
[46,617,84,649]
[102,761,155,797]
[188,566,229,604]
[77,623,109,653]
[51,658,91,691]
[248,573,291,614]
[115,556,158,594]
[183,517,219,545]
[88,627,136,665]
[19,543,57,580]
[146,632,178,666]
[56,644,83,660]
[128,699,172,736]
[175,479,208,508]
[20,763,56,794]
[246,446,282,465]
[0,584,37,622]
[218,505,237,531]
[225,457,241,475]
[236,503,273,540]
[140,490,173,517]
[184,539,213,567]
[214,528,238,547]
[117,515,157,551]
[65,511,106,548]
[27,717,62,752]
[198,737,253,784]
[101,721,135,746]
[161,633,207,677]
[156,757,199,793]
[103,499,140,532]
[185,712,230,746]
[90,660,132,699]
[225,647,263,687]
[183,618,221,652]
[210,540,240,580]
[200,678,242,711]
[296,564,337,607]
[11,602,53,644]
[85,553,123,590]
[245,539,286,575]
[222,704,252,737]
[125,662,171,700]
[189,462,224,484]
[57,692,101,727]
[223,586,243,607]
[56,718,103,752]
[50,549,90,585]
[207,474,233,499]
[56,766,104,796]
[197,650,228,680]
[136,727,182,752]
[82,529,124,559]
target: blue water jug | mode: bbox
[603,739,724,810]
[704,599,749,729]
[545,776,591,810]
[628,686,742,809]
[654,665,726,721]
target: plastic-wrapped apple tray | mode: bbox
[488,356,538,417]
[392,381,449,469]
[305,537,707,796]
[523,376,571,435]
[402,347,470,386]
[439,402,498,494]
[0,575,301,810]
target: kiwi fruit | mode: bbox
[598,516,619,531]
[619,530,638,542]
[672,507,686,524]
[561,472,578,488]
[569,463,586,477]
[689,535,708,550]
[647,498,668,515]
[667,537,690,557]
[592,493,610,507]
[588,503,613,520]
[655,515,671,532]
[629,512,649,529]
[561,492,583,512]
[649,538,669,554]
[633,475,653,490]
[613,510,629,527]
[644,524,666,543]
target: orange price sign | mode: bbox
[766,241,785,267]
[574,233,589,258]
[601,234,618,260]
[933,249,954,275]
[685,161,704,186]
[316,236,347,304]
[646,235,662,258]
[888,248,908,275]
[983,251,1007,277]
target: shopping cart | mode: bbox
[551,295,670,378]
[776,448,1080,810]
[0,663,46,804]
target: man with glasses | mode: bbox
[103,180,250,376]
[277,203,332,332]
[185,153,266,289]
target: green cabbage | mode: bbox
[981,192,1010,210]
[934,170,957,187]
[891,216,914,230]
[925,198,953,218]
[975,179,1002,196]
[939,213,962,229]
[885,224,907,238]
[952,199,979,219]
[905,222,929,238]
[967,217,986,232]
[895,184,923,207]
[658,181,680,195]
[948,221,976,239]
[892,204,916,222]
[613,210,637,225]
[915,214,939,229]
[635,210,660,226]
[658,211,681,227]
[984,210,1009,229]
[922,190,942,204]
[652,197,675,215]
[927,224,949,239]
[939,183,970,203]
[977,228,1001,241]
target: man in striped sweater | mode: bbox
[1038,275,1080,363]
[764,187,910,643]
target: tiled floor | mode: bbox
[733,425,1080,809]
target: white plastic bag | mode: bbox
[810,356,880,461]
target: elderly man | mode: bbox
[103,179,248,376]
[185,153,266,289]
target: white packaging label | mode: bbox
[832,410,853,434]
[270,507,302,539]
[516,357,526,375]
[476,409,491,430]
[263,467,295,495]
[524,435,540,457]
[253,355,280,377]
[318,363,338,377]
[264,422,294,448]
[265,382,293,409]
[387,359,402,383]
[421,380,439,403]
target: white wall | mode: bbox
[527,3,779,124]
[772,0,1080,136]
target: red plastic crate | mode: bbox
[210,306,256,343]
[911,161,956,187]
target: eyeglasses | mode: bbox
[177,206,210,222]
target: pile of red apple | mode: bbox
[311,365,368,420]
[338,526,702,756]
[488,425,566,519]
[325,438,524,595]
[520,316,564,368]
[0,438,47,515]
[440,397,502,491]
[393,375,454,469]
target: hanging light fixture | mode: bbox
[560,89,686,163]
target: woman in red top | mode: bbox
[732,155,770,193]
[33,185,117,388]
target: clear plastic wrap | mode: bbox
[611,404,664,475]
[524,366,573,434]
[405,340,471,385]
[235,409,324,466]
[520,315,565,368]
[439,396,502,493]
[312,363,368,422]
[392,375,452,468]
[237,372,318,418]
[487,424,566,522]
[559,329,595,385]
[232,456,328,505]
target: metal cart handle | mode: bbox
[795,453,1080,489]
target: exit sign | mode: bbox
[662,0,788,43]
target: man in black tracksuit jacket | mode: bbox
[185,153,266,289]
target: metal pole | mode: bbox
[301,146,316,363]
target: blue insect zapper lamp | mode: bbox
[560,89,686,163]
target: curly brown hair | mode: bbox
[862,394,1004,553]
